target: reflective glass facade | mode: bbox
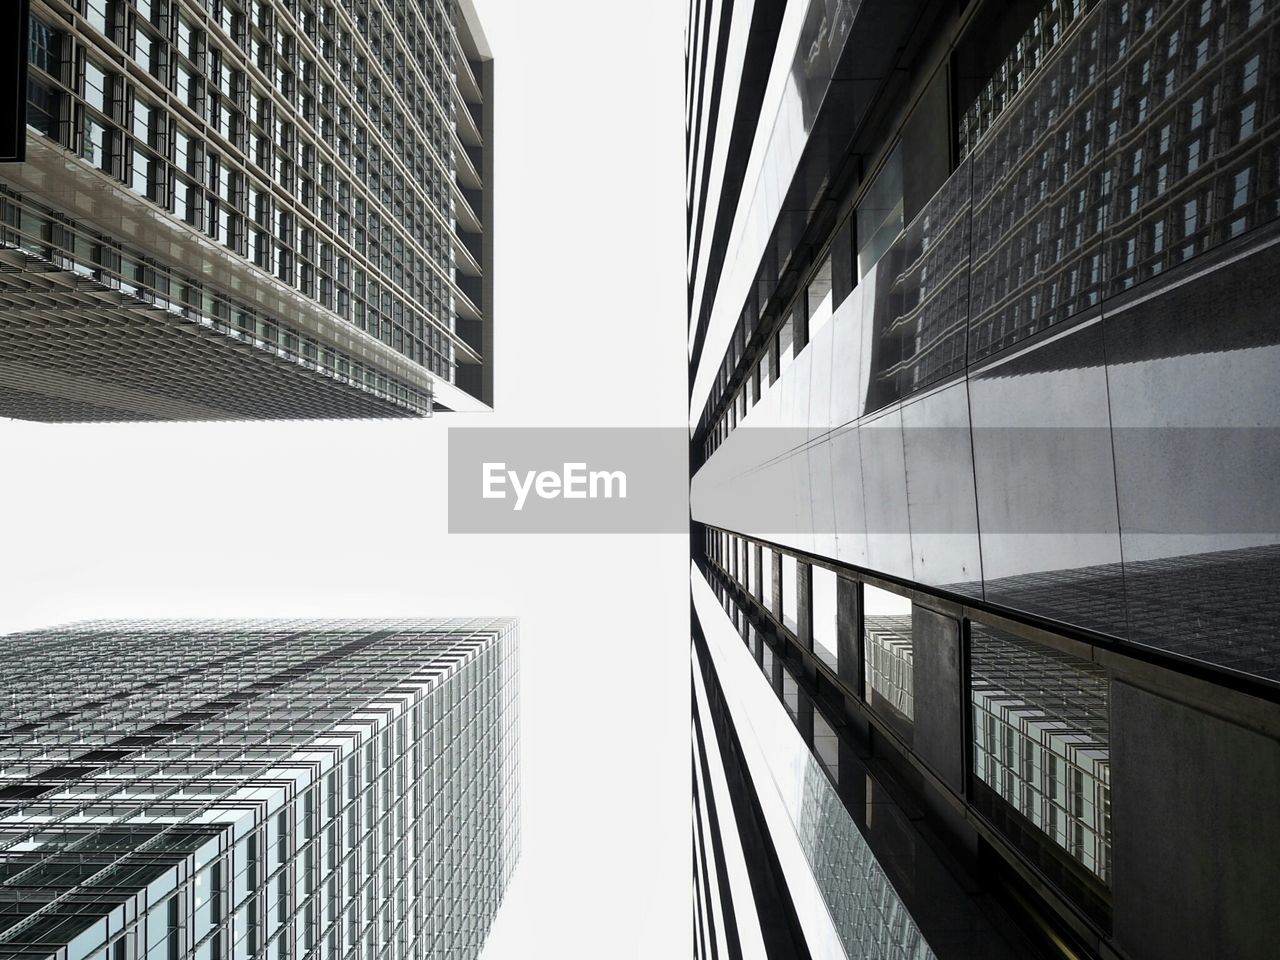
[0,0,493,420]
[688,1,1280,958]
[0,618,519,959]
[971,624,1110,887]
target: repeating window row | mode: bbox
[703,529,1113,899]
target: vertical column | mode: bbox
[770,549,782,620]
[796,563,813,653]
[911,605,964,792]
[836,577,867,740]
[797,563,816,685]
[836,577,861,691]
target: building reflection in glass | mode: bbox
[863,585,914,728]
[971,622,1111,885]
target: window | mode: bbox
[29,18,60,74]
[84,61,110,114]
[781,660,801,721]
[133,28,153,74]
[863,584,913,726]
[85,0,109,34]
[1231,168,1251,211]
[178,16,198,60]
[1183,198,1200,238]
[857,144,904,278]
[132,96,156,146]
[176,63,196,106]
[761,644,775,686]
[812,566,838,669]
[970,621,1111,884]
[777,313,794,377]
[806,255,834,337]
[1242,53,1261,94]
[27,79,62,139]
[175,176,199,226]
[173,127,196,176]
[813,709,839,781]
[1240,102,1256,140]
[130,148,150,196]
[81,116,110,169]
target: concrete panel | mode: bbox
[836,576,861,692]
[911,606,964,792]
[1112,683,1280,960]
[797,562,813,653]
[770,548,783,620]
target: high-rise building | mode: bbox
[687,1,1280,958]
[0,617,519,959]
[0,0,492,421]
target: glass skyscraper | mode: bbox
[0,618,519,959]
[0,0,492,420]
[687,1,1280,958]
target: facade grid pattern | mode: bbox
[0,618,519,960]
[2,0,491,421]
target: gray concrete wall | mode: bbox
[911,606,964,793]
[1111,682,1280,960]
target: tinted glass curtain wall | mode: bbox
[687,1,1280,958]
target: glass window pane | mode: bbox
[862,584,913,725]
[812,566,838,669]
[85,0,108,34]
[778,312,795,376]
[27,79,61,139]
[781,659,800,720]
[857,144,904,278]
[29,18,61,74]
[807,255,834,336]
[970,622,1111,886]
[85,61,109,113]
[814,709,839,781]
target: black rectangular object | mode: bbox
[0,0,30,163]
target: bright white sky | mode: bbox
[0,0,691,955]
